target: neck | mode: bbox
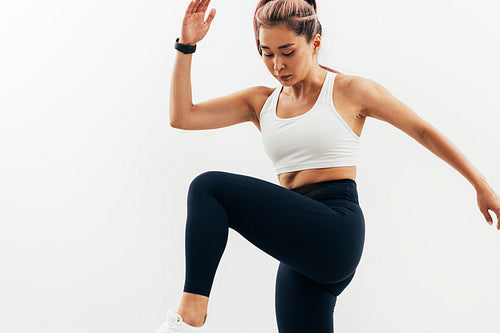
[283,66,327,100]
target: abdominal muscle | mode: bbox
[278,165,356,190]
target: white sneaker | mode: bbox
[154,310,216,333]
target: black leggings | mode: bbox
[182,171,365,333]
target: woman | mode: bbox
[157,0,500,332]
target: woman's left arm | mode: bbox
[349,75,500,229]
[417,126,500,229]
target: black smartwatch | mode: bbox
[174,38,196,54]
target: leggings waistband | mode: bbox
[290,178,356,195]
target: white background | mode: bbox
[1,0,499,332]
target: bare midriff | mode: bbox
[278,165,356,190]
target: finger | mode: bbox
[490,208,499,226]
[201,0,211,13]
[193,0,204,13]
[205,8,216,25]
[186,0,195,15]
[480,207,493,225]
[493,209,500,230]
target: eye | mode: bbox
[263,51,294,58]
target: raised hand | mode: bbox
[180,0,216,45]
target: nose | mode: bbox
[273,56,285,73]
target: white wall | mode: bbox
[1,0,499,332]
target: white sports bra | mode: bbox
[259,71,360,175]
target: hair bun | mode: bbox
[303,0,317,13]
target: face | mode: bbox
[259,24,320,84]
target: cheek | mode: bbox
[263,58,273,69]
[293,53,305,64]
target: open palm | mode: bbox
[181,0,216,45]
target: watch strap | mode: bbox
[175,37,196,54]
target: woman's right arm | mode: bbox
[170,47,261,131]
[170,0,260,130]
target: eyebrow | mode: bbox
[260,43,295,50]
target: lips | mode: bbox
[279,74,291,80]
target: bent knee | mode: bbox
[188,170,232,193]
[319,270,356,296]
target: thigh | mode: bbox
[189,170,363,284]
[275,262,337,333]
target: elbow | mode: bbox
[169,115,181,128]
[417,125,434,143]
[417,127,427,142]
[169,102,195,129]
[169,111,180,128]
[169,106,189,129]
[170,118,185,129]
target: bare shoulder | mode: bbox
[331,73,368,118]
[333,73,364,101]
[337,73,431,140]
[335,73,384,117]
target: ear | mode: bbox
[312,34,321,55]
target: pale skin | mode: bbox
[171,0,500,327]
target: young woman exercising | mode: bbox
[156,0,500,332]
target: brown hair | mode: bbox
[253,0,341,74]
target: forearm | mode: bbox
[169,45,194,127]
[418,126,489,191]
